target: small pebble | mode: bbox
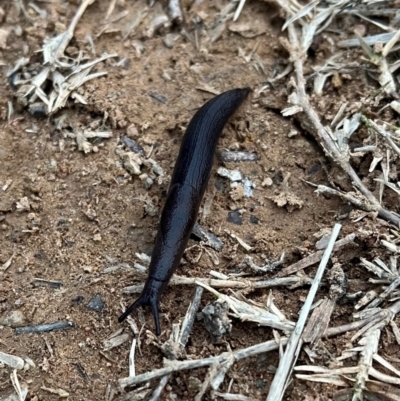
[123,152,142,175]
[217,167,242,182]
[243,177,254,197]
[48,159,57,173]
[227,209,242,225]
[187,376,202,392]
[122,136,144,154]
[87,294,105,312]
[0,310,26,327]
[127,125,139,137]
[16,197,30,212]
[149,91,167,104]
[250,215,259,224]
[83,265,93,273]
[93,233,101,242]
[163,33,180,48]
[72,296,85,304]
[202,299,232,342]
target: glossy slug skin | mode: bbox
[119,88,251,335]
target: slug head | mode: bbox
[119,288,162,336]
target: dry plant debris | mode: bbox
[8,0,117,116]
[2,0,400,400]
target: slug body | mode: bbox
[119,88,251,335]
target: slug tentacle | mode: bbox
[119,278,162,335]
[119,87,251,335]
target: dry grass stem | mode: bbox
[265,223,341,401]
[123,271,314,295]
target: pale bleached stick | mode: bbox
[123,275,314,294]
[265,223,341,401]
[149,286,204,401]
[129,339,136,378]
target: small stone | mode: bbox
[353,24,366,37]
[93,233,101,242]
[126,124,139,138]
[16,197,30,212]
[122,136,144,154]
[57,219,70,231]
[332,73,342,88]
[140,173,153,189]
[256,379,266,389]
[202,299,232,342]
[72,296,85,304]
[217,167,243,182]
[227,209,242,225]
[117,119,127,128]
[84,208,97,221]
[0,310,26,327]
[187,376,202,392]
[122,152,142,175]
[48,159,57,173]
[0,28,10,49]
[250,215,259,224]
[243,177,254,197]
[27,213,36,220]
[14,298,24,306]
[87,294,105,312]
[261,177,273,187]
[163,33,180,48]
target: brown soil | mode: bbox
[1,1,399,401]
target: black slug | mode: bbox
[119,87,251,335]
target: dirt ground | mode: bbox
[1,1,399,400]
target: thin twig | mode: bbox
[15,321,74,335]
